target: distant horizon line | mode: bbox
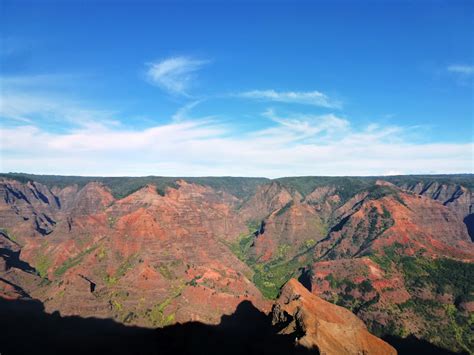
[1,171,473,179]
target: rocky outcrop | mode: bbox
[398,180,474,242]
[272,279,396,354]
[398,180,473,221]
[240,181,296,222]
[61,182,115,215]
[313,186,474,261]
[0,179,60,237]
[0,230,43,300]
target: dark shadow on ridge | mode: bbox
[0,297,317,355]
[463,213,474,242]
[0,277,31,298]
[0,247,37,274]
[297,268,312,291]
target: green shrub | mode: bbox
[276,201,293,216]
[157,264,174,280]
[35,254,52,278]
[54,245,98,277]
[358,279,374,293]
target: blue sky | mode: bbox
[0,0,473,177]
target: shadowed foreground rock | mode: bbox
[272,279,396,355]
[0,296,316,355]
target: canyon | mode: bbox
[0,173,473,354]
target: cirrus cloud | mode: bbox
[1,109,471,177]
[447,64,474,76]
[1,74,471,177]
[237,89,341,108]
[146,56,209,95]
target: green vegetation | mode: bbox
[366,185,407,206]
[339,206,394,259]
[325,274,342,289]
[382,206,391,219]
[2,173,472,201]
[107,216,117,227]
[276,244,291,259]
[3,172,472,202]
[228,231,313,298]
[252,254,311,298]
[383,174,474,190]
[368,206,393,238]
[54,244,98,277]
[370,243,474,299]
[147,284,184,327]
[366,185,399,201]
[396,296,473,353]
[275,201,293,216]
[324,243,474,353]
[0,173,268,199]
[97,247,106,261]
[104,254,138,285]
[368,242,405,273]
[368,246,474,353]
[163,313,176,325]
[154,260,183,280]
[323,274,379,313]
[324,274,374,295]
[445,304,467,352]
[275,174,474,200]
[275,176,376,202]
[304,239,316,249]
[104,274,118,285]
[227,232,255,261]
[359,279,374,293]
[116,255,137,278]
[246,219,261,231]
[35,254,52,278]
[186,275,202,287]
[148,301,176,326]
[107,290,133,322]
[157,264,174,280]
[401,256,473,301]
[0,228,20,245]
[112,300,123,312]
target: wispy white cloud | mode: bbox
[172,100,203,122]
[0,74,471,177]
[447,64,474,76]
[237,89,341,108]
[262,109,349,137]
[146,56,209,95]
[1,108,471,177]
[0,74,119,128]
[0,92,119,128]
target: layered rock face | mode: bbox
[396,180,473,220]
[0,174,473,353]
[272,279,396,355]
[397,180,474,243]
[0,178,268,327]
[0,230,42,300]
[0,179,60,237]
